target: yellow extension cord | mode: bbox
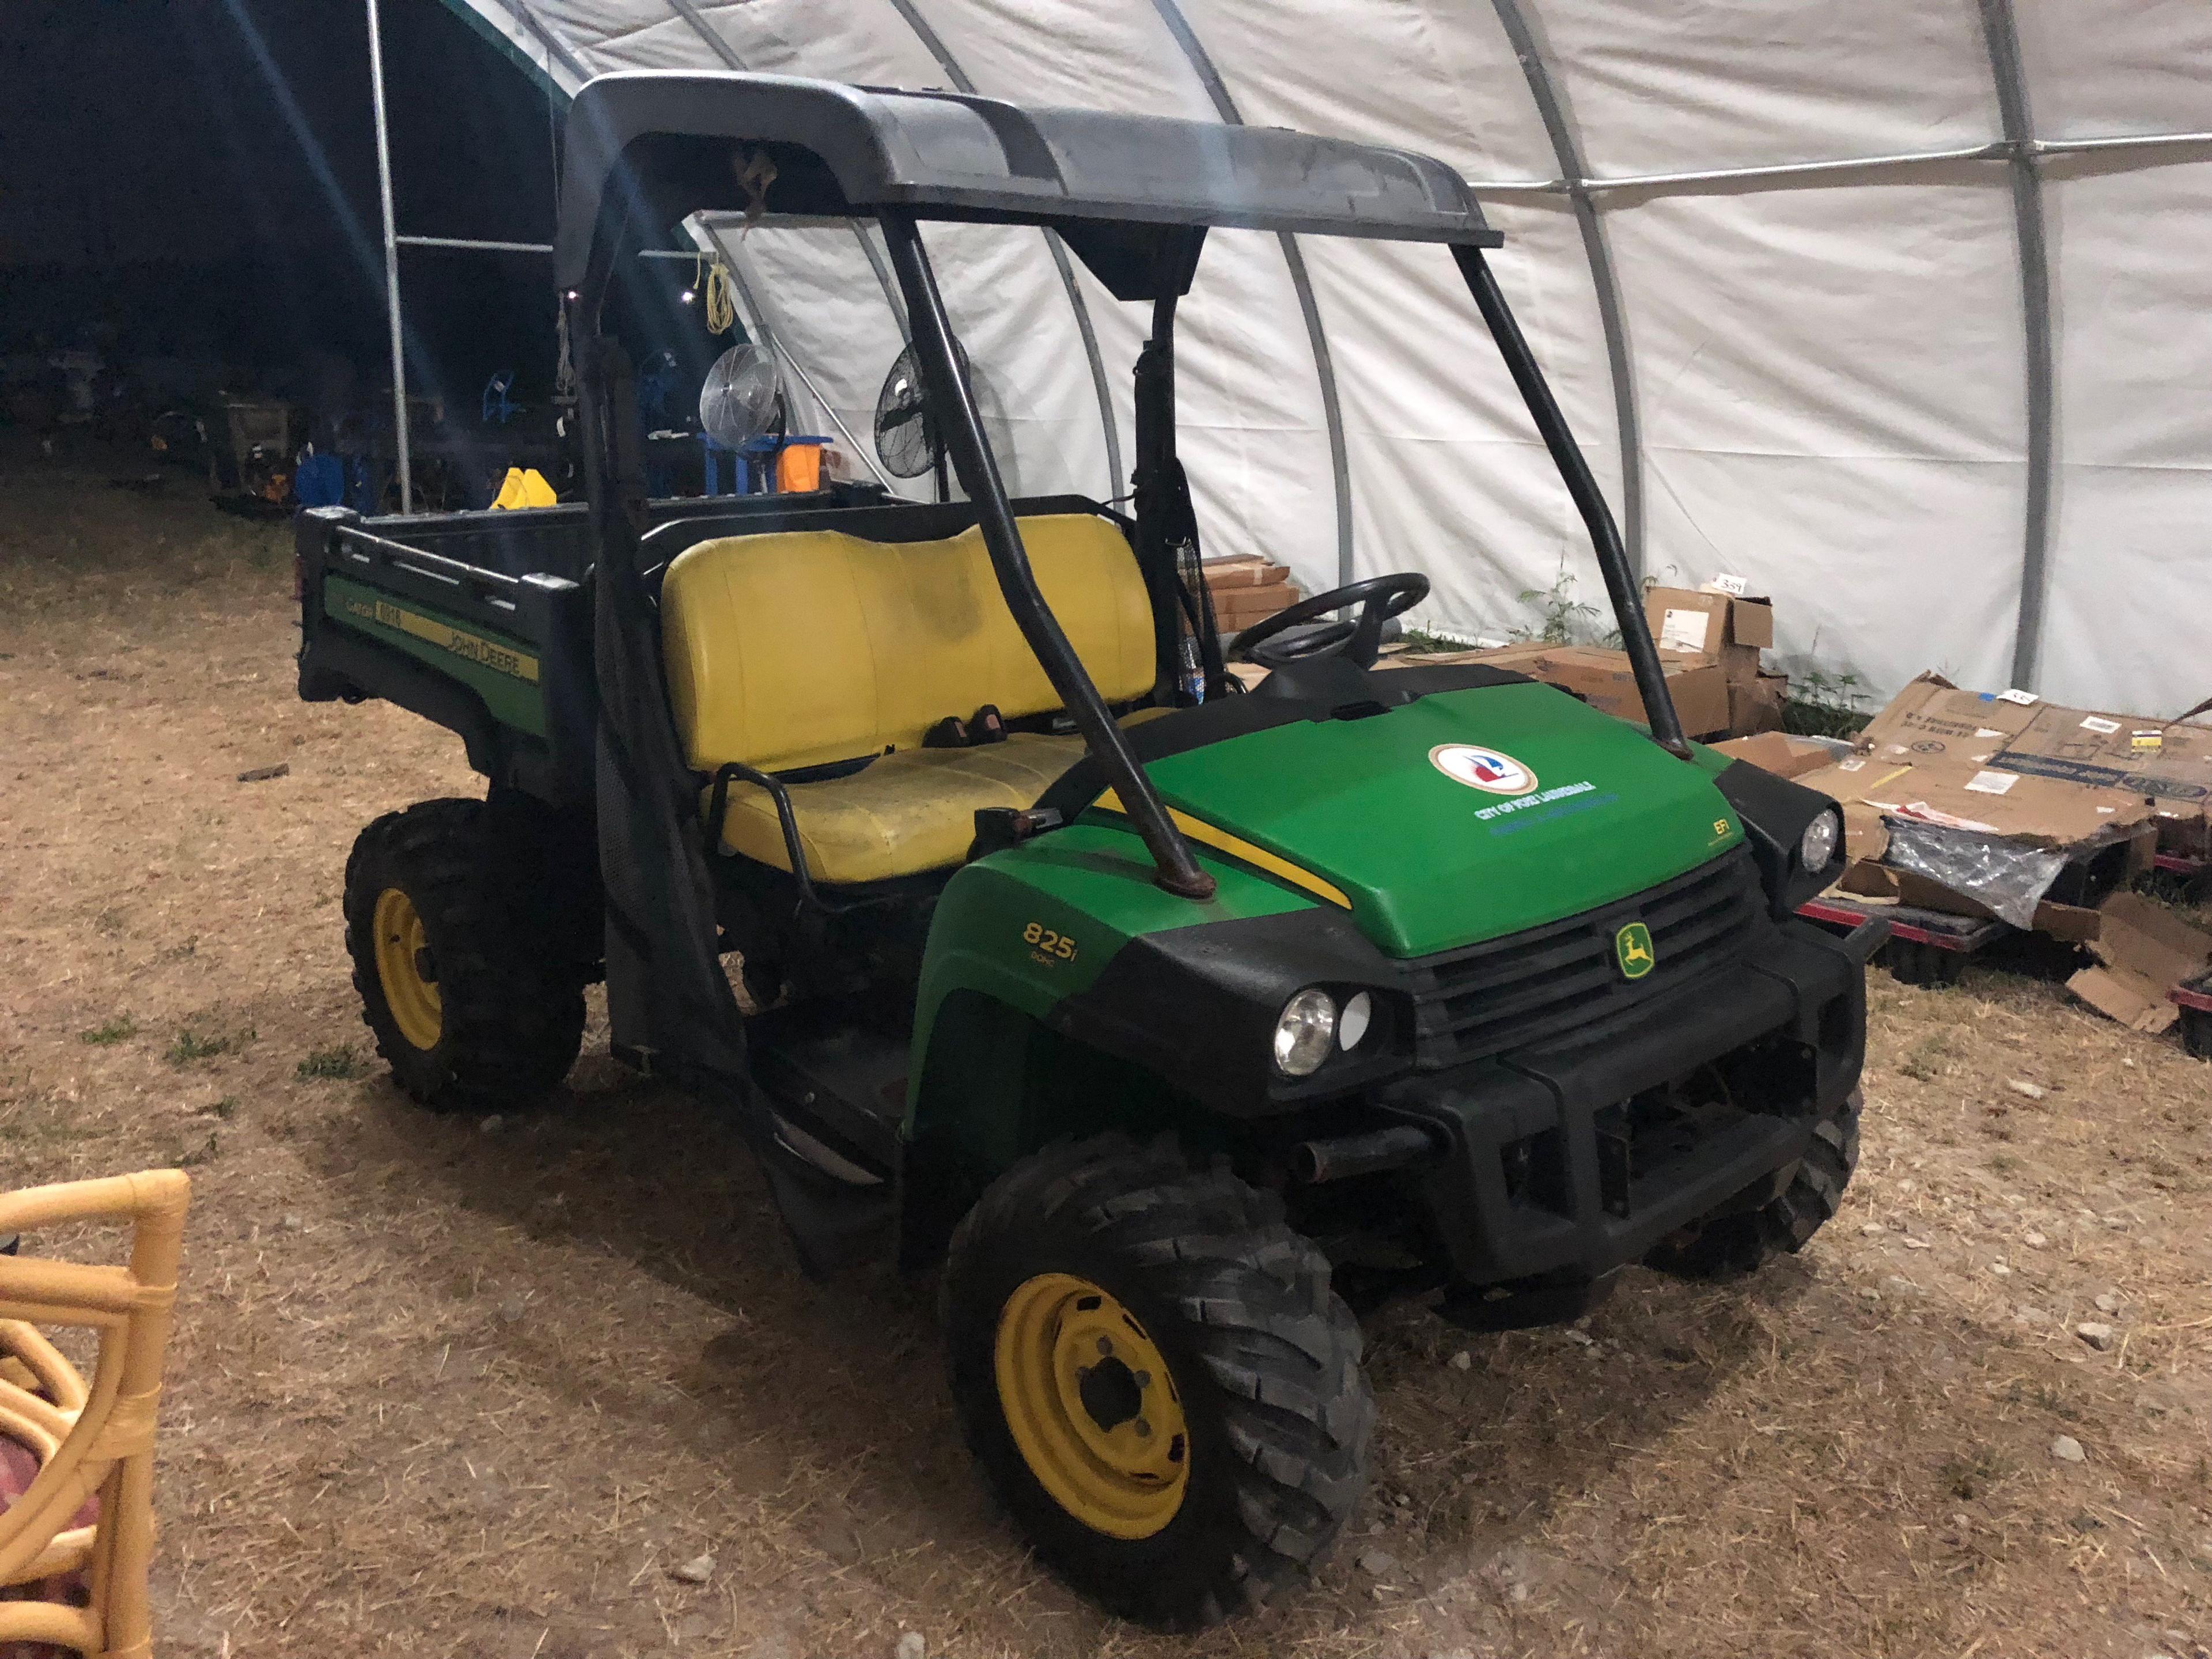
[695,255,737,336]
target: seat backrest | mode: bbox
[660,512,1155,772]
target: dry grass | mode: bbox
[2,433,2209,1657]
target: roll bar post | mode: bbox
[1454,245,1691,759]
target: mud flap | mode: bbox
[760,1160,895,1279]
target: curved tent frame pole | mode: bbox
[1975,0,2056,691]
[1146,0,1355,590]
[879,212,1214,901]
[1456,245,1688,759]
[877,0,1127,505]
[1489,0,1643,578]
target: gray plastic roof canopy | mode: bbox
[550,73,1499,293]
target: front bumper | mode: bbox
[1379,915,1876,1289]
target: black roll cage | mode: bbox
[560,73,1689,903]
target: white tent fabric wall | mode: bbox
[449,0,2212,718]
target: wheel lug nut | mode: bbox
[1134,1418,1151,1438]
[1133,1370,1151,1389]
[1096,1336,1112,1355]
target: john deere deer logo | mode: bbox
[1615,922,1656,980]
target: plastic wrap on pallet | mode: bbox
[1879,819,2066,929]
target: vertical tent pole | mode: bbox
[366,0,411,514]
[1976,0,2056,691]
[1490,0,1644,579]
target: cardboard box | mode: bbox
[1213,583,1302,628]
[1728,670,1789,736]
[1708,732,1835,781]
[1378,642,1731,738]
[1643,585,1775,681]
[1202,555,1290,592]
[1510,645,1732,738]
[1856,673,2212,858]
[2068,891,2212,1032]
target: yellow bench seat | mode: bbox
[705,734,1082,885]
[661,512,1153,884]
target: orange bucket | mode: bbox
[777,438,827,494]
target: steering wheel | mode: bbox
[1228,572,1431,670]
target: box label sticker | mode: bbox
[2078,715,2122,734]
[1964,769,2020,795]
[1995,688,2039,706]
[1709,573,1750,597]
[2132,730,2165,751]
[1659,608,1711,652]
[1990,748,2207,800]
[1836,757,1866,772]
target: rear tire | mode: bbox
[1643,1090,1861,1281]
[343,797,588,1113]
[941,1135,1372,1628]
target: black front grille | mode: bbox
[1406,848,1764,1070]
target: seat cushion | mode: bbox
[661,513,1155,775]
[705,734,1083,884]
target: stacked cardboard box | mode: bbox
[1641,585,1787,736]
[1202,555,1304,635]
[1400,642,1732,739]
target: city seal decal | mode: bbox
[1429,744,1539,797]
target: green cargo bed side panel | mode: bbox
[1138,681,1742,958]
[907,820,1315,1119]
[324,574,548,737]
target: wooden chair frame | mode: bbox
[0,1172,189,1659]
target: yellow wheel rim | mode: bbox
[994,1272,1190,1539]
[372,887,442,1050]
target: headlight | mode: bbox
[1798,808,1842,872]
[1273,988,1337,1076]
[1338,990,1373,1051]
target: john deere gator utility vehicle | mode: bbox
[296,71,1880,1627]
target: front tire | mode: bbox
[1643,1090,1861,1281]
[342,798,588,1113]
[942,1136,1372,1628]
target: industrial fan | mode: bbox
[873,339,966,502]
[698,342,784,449]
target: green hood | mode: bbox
[1132,680,1743,958]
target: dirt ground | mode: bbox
[2,434,2209,1659]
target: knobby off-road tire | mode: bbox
[343,797,588,1113]
[942,1135,1373,1629]
[1643,1089,1862,1281]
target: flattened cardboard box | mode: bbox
[1857,673,2212,857]
[1791,745,2155,934]
[2067,891,2212,1033]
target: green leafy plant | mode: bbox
[1514,560,1600,646]
[296,1046,367,1082]
[1784,665,1872,738]
[78,1016,138,1047]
